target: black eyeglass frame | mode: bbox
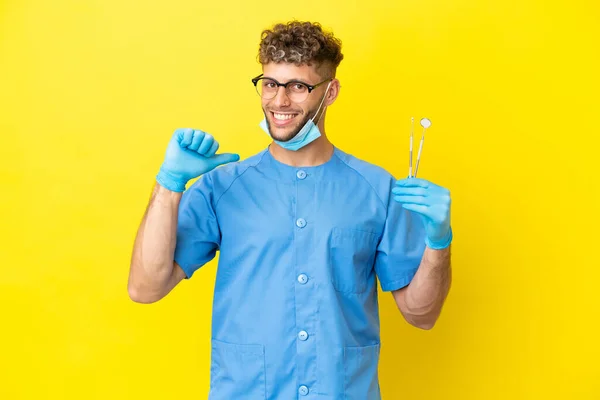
[251,74,332,101]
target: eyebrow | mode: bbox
[263,76,311,84]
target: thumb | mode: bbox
[210,153,240,166]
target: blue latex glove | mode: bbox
[392,177,453,250]
[156,128,240,192]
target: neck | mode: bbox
[269,132,334,167]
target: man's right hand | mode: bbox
[156,128,240,192]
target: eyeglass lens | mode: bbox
[256,79,310,103]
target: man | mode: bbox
[129,21,452,400]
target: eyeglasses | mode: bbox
[251,74,331,103]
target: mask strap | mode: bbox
[312,81,333,124]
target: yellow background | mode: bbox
[1,0,599,398]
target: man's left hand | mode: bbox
[392,178,453,250]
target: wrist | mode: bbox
[426,226,453,250]
[156,166,188,193]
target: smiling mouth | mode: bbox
[271,111,299,126]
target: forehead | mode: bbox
[262,62,322,83]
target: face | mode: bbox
[260,62,339,142]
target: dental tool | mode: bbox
[408,117,431,178]
[409,117,414,178]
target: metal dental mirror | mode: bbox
[408,117,431,178]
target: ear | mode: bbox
[324,79,341,107]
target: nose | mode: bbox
[271,86,291,108]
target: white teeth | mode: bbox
[274,113,296,121]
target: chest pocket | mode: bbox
[329,228,379,294]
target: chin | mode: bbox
[269,124,300,142]
[272,132,298,142]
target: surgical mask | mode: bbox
[259,81,332,151]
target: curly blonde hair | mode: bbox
[258,21,344,77]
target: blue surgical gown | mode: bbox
[174,146,426,400]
